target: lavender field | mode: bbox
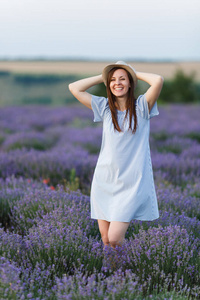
[0,103,200,299]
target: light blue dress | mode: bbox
[90,93,159,222]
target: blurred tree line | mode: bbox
[0,69,199,105]
[93,69,200,103]
[160,69,199,103]
[0,72,79,106]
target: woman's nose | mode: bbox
[115,79,120,84]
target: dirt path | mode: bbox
[0,60,199,81]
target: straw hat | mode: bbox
[102,61,137,89]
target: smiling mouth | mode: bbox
[114,87,123,91]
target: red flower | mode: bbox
[50,186,55,190]
[43,179,50,184]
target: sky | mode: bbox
[0,0,200,61]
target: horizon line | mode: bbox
[0,56,200,63]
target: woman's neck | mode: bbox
[114,96,127,111]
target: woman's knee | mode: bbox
[108,233,124,248]
[108,221,130,248]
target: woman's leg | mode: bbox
[98,220,130,248]
[97,219,110,247]
[108,221,130,248]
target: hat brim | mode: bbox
[102,63,137,89]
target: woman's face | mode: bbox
[109,69,130,98]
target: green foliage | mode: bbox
[0,281,18,299]
[160,69,200,103]
[0,195,11,229]
[185,132,200,143]
[22,97,52,105]
[70,117,95,128]
[0,191,22,229]
[0,73,81,106]
[157,145,182,154]
[0,71,11,77]
[84,143,100,154]
[0,135,5,145]
[92,82,107,97]
[64,96,78,105]
[13,74,77,85]
[5,137,56,151]
[152,131,169,141]
[62,168,80,192]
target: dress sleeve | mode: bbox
[91,95,108,122]
[136,93,159,120]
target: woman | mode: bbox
[69,61,164,249]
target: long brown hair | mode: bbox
[106,67,138,134]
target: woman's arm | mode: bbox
[136,72,164,112]
[68,74,103,109]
